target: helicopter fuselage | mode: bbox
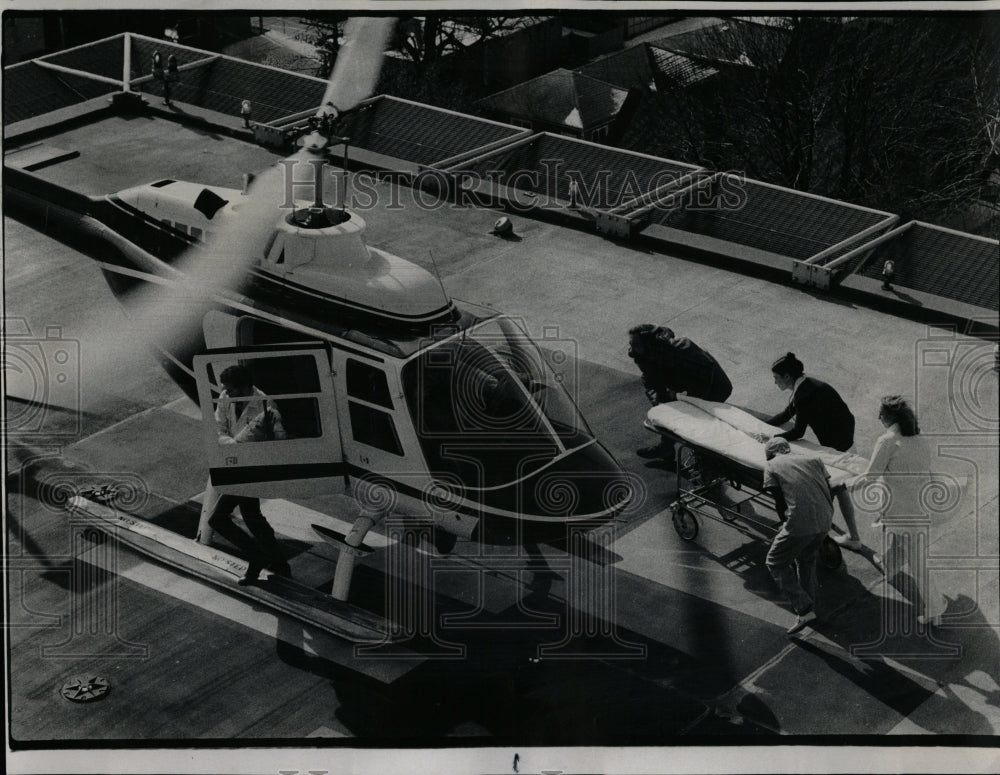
[10,171,633,547]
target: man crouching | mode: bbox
[628,323,733,460]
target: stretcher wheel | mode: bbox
[672,507,699,541]
[820,536,843,570]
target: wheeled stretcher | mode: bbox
[644,396,870,569]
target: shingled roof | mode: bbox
[648,18,791,68]
[576,43,718,92]
[577,45,659,92]
[477,68,631,131]
[4,30,996,319]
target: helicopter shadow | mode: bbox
[277,584,754,744]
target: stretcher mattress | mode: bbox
[645,396,869,488]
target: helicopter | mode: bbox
[6,18,633,615]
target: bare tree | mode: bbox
[395,14,547,70]
[623,16,999,231]
[295,14,345,78]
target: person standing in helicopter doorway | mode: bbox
[198,364,291,585]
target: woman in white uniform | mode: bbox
[860,395,946,626]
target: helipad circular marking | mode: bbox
[60,676,111,703]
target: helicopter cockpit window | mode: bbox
[401,317,594,487]
[207,354,323,441]
[193,188,229,220]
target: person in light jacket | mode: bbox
[762,438,834,635]
[202,364,290,585]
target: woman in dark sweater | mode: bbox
[765,353,866,552]
[766,353,855,452]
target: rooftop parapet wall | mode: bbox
[128,34,328,124]
[648,175,895,263]
[851,222,999,312]
[3,31,996,331]
[448,132,701,208]
[4,59,120,125]
[339,97,526,169]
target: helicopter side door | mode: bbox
[192,344,346,499]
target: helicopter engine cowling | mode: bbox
[113,178,455,325]
[259,206,450,322]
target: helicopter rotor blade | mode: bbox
[318,16,394,118]
[67,17,394,401]
[73,159,296,397]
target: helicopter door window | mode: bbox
[190,226,203,241]
[207,354,324,440]
[193,345,342,500]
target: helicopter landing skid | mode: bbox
[312,523,376,557]
[67,495,390,644]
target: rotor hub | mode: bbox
[289,206,351,229]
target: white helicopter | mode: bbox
[9,18,632,633]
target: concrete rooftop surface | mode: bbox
[4,82,999,774]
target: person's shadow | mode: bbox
[796,593,1000,734]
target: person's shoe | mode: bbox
[787,609,817,635]
[269,559,292,578]
[637,443,672,459]
[832,534,864,551]
[237,560,264,586]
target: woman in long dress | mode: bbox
[859,395,946,626]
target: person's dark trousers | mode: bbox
[208,495,285,567]
[766,531,826,615]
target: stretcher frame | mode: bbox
[647,424,845,570]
